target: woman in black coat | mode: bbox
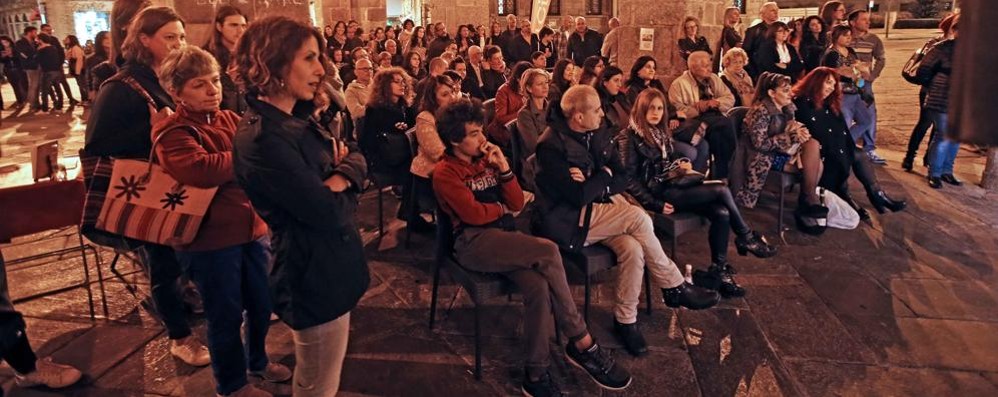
[792,67,905,220]
[677,16,712,61]
[232,17,368,396]
[620,88,774,299]
[799,16,827,72]
[754,21,805,82]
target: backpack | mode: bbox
[902,37,942,85]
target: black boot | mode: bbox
[662,283,719,310]
[613,320,648,357]
[901,156,914,172]
[693,263,747,299]
[940,174,963,186]
[735,231,777,258]
[928,176,943,189]
[868,191,907,214]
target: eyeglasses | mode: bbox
[358,67,374,71]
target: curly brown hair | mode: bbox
[232,16,325,96]
[367,66,410,109]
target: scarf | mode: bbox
[722,68,755,106]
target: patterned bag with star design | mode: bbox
[94,126,218,246]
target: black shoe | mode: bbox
[69,99,80,106]
[693,264,747,299]
[564,341,632,391]
[928,176,942,189]
[735,231,776,258]
[522,370,562,397]
[407,214,436,233]
[662,282,720,310]
[613,321,648,357]
[868,191,907,214]
[901,157,914,171]
[940,174,962,186]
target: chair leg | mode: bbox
[78,231,96,320]
[428,260,442,330]
[109,253,120,274]
[378,187,385,238]
[778,183,786,236]
[405,178,416,249]
[80,228,109,319]
[583,270,591,326]
[474,303,482,381]
[644,271,652,315]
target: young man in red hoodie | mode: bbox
[431,98,631,397]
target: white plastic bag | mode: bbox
[818,187,860,230]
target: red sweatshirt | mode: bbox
[432,154,524,228]
[152,107,268,252]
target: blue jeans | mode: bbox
[841,93,875,152]
[927,111,958,178]
[177,237,273,395]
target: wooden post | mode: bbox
[982,147,998,191]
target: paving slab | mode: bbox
[838,315,998,372]
[886,278,998,322]
[679,308,802,397]
[744,282,875,363]
[786,359,998,397]
[796,264,916,318]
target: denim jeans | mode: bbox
[926,111,959,178]
[292,312,350,397]
[177,237,273,395]
[841,93,875,152]
[24,69,40,108]
[39,70,61,108]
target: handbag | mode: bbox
[655,157,705,190]
[94,126,218,246]
[902,37,941,85]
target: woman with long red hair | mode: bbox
[792,67,906,220]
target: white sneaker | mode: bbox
[170,336,211,367]
[14,357,83,388]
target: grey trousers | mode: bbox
[291,312,350,397]
[455,227,588,372]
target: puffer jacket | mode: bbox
[915,38,955,113]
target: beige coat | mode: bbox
[668,71,735,120]
[410,111,446,178]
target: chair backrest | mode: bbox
[505,119,521,175]
[482,99,496,126]
[726,106,750,136]
[404,126,418,157]
[0,180,85,242]
[434,208,457,261]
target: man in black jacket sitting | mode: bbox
[533,85,719,357]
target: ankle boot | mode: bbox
[868,191,907,214]
[901,156,914,171]
[662,283,719,310]
[735,231,777,258]
[710,263,746,298]
[613,320,648,357]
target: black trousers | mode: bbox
[662,183,750,264]
[138,244,192,340]
[676,112,737,179]
[905,89,935,164]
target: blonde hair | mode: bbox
[520,68,550,99]
[158,46,219,94]
[560,84,598,117]
[722,47,749,69]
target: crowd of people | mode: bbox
[0,1,963,396]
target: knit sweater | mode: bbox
[432,154,523,229]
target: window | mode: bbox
[586,0,603,15]
[549,0,561,16]
[498,0,517,16]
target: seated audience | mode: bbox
[719,48,755,107]
[547,58,576,106]
[481,45,507,99]
[623,55,665,107]
[487,61,531,149]
[668,51,737,179]
[594,65,631,136]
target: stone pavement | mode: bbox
[1,29,997,396]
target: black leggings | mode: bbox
[662,183,750,264]
[828,146,882,207]
[2,332,37,374]
[905,89,935,164]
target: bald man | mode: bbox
[462,46,486,99]
[567,17,604,66]
[345,58,374,121]
[534,85,719,356]
[743,2,780,79]
[601,17,622,66]
[413,57,449,106]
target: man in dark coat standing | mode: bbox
[742,2,780,80]
[566,17,604,66]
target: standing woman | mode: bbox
[678,16,712,61]
[84,7,212,368]
[232,16,368,396]
[203,5,248,114]
[799,16,827,72]
[83,31,110,103]
[63,35,87,103]
[820,1,847,28]
[155,46,291,397]
[754,22,804,82]
[917,16,960,189]
[821,25,873,155]
[714,7,743,72]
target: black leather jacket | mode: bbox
[619,126,685,213]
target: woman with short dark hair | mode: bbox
[232,16,368,397]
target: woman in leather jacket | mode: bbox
[620,88,775,299]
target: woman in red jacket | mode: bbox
[153,46,290,397]
[486,61,531,150]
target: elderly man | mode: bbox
[534,85,720,358]
[567,17,603,66]
[601,17,622,67]
[499,14,519,54]
[414,57,449,105]
[463,46,486,99]
[345,58,374,123]
[557,15,575,60]
[507,18,539,64]
[743,1,779,79]
[668,51,737,180]
[340,46,370,86]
